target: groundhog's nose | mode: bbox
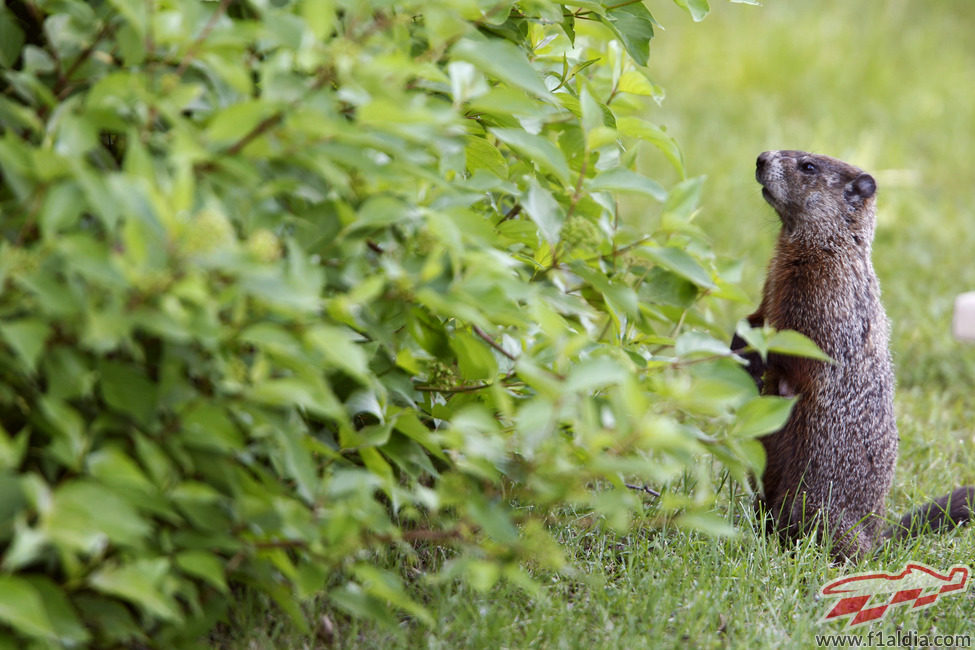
[756,151,772,172]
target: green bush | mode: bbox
[0,0,799,645]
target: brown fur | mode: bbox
[732,150,973,560]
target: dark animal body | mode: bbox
[732,150,974,560]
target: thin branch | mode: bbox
[473,325,517,361]
[668,306,690,340]
[667,352,733,369]
[252,539,305,549]
[603,0,647,11]
[414,382,493,393]
[217,68,333,159]
[402,528,466,542]
[175,0,233,77]
[369,526,470,544]
[57,22,115,99]
[624,483,661,498]
[576,234,654,266]
[574,0,646,17]
[252,527,468,550]
[22,2,65,91]
[225,112,284,156]
[566,159,588,220]
[496,203,522,226]
[414,369,520,394]
[144,0,156,58]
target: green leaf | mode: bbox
[616,116,685,177]
[2,519,46,573]
[89,558,181,621]
[274,424,318,503]
[637,246,715,289]
[301,0,336,39]
[25,577,90,645]
[616,69,664,100]
[588,167,666,200]
[0,8,25,69]
[87,445,157,495]
[579,87,603,134]
[599,1,656,66]
[304,324,371,384]
[247,377,345,422]
[675,331,732,358]
[565,357,628,392]
[660,176,705,228]
[732,395,795,438]
[329,583,395,628]
[523,181,565,245]
[768,330,833,362]
[0,318,50,372]
[465,136,508,178]
[0,428,28,472]
[734,320,769,360]
[407,308,450,358]
[352,565,434,626]
[179,402,244,453]
[239,322,304,362]
[573,264,639,317]
[358,446,394,494]
[0,576,57,642]
[673,0,711,21]
[464,559,501,593]
[54,113,98,157]
[350,196,411,230]
[116,22,146,65]
[175,551,229,594]
[394,412,447,461]
[44,480,151,553]
[73,594,145,646]
[449,331,499,381]
[39,397,86,470]
[468,497,518,544]
[206,100,269,146]
[40,181,85,238]
[0,97,43,134]
[491,128,571,185]
[451,38,554,101]
[98,360,158,426]
[736,438,767,474]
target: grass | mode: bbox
[222,2,975,647]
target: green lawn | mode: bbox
[223,2,975,647]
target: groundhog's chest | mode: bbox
[771,271,866,344]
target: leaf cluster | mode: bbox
[0,0,813,645]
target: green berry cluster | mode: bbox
[560,216,601,251]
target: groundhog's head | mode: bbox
[756,150,876,248]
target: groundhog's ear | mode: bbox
[845,173,876,202]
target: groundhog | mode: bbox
[731,149,974,560]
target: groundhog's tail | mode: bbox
[885,486,975,540]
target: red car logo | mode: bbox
[820,563,969,626]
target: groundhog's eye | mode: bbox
[799,161,818,174]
